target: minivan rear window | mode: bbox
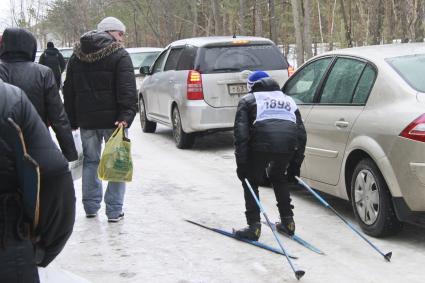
[387,54,425,92]
[198,44,288,74]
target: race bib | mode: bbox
[254,91,297,123]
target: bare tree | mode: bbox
[303,0,313,59]
[254,0,263,36]
[291,0,304,65]
[239,0,245,34]
[339,0,353,47]
[368,0,385,44]
[269,0,277,43]
[413,0,424,42]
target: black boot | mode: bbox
[234,222,261,241]
[276,216,295,236]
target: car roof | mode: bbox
[321,43,425,62]
[168,36,274,48]
[126,47,163,53]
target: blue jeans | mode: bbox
[81,129,126,219]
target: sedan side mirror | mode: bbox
[139,66,151,75]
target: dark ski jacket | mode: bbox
[0,28,77,161]
[63,30,137,129]
[0,79,75,267]
[234,77,306,167]
[39,47,66,86]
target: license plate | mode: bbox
[228,84,248,95]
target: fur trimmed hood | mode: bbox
[73,30,124,63]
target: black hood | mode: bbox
[0,28,37,62]
[73,30,123,63]
[251,77,281,93]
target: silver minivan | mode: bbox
[139,36,291,148]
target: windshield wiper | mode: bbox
[212,67,241,72]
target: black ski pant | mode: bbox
[242,151,294,225]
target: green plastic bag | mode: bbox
[98,127,133,182]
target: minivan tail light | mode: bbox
[287,66,295,77]
[187,70,203,100]
[399,114,425,142]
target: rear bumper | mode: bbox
[393,197,425,227]
[179,100,237,133]
[388,138,425,211]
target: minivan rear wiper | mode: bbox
[212,67,241,72]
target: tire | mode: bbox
[350,158,403,237]
[139,96,156,133]
[172,106,195,149]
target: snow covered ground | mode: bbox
[52,117,425,283]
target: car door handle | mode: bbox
[335,120,349,128]
[169,80,174,83]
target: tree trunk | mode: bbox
[192,0,198,37]
[368,0,384,45]
[239,0,245,34]
[339,0,353,47]
[254,0,263,36]
[303,0,313,59]
[413,0,424,42]
[212,0,221,35]
[317,0,324,43]
[394,0,409,42]
[269,0,277,43]
[328,0,338,51]
[291,0,304,65]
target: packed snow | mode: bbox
[45,117,425,283]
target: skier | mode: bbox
[233,70,306,241]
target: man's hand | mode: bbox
[286,162,301,183]
[115,120,128,128]
[236,164,249,181]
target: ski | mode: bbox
[262,221,325,255]
[185,219,297,259]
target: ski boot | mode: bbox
[276,216,295,236]
[234,222,261,241]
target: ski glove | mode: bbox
[286,153,305,183]
[236,164,249,181]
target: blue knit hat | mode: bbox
[247,70,270,92]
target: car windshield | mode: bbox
[129,51,161,69]
[387,54,425,92]
[198,44,288,74]
[60,49,73,58]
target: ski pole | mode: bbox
[295,176,392,262]
[244,178,305,280]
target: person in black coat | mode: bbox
[233,71,306,241]
[0,79,75,282]
[63,17,137,222]
[0,28,77,162]
[39,42,66,88]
